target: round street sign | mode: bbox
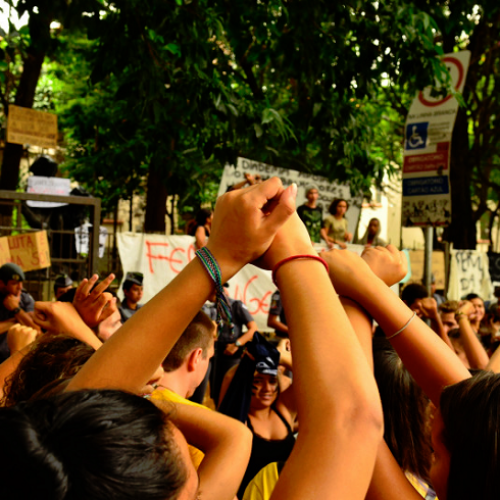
[418,56,464,107]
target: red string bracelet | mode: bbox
[272,255,329,286]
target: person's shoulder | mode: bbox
[20,290,35,309]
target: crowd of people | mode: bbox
[0,177,499,499]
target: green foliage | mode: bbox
[52,0,450,214]
[9,0,500,237]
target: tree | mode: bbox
[0,0,102,224]
[56,0,447,232]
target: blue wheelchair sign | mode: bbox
[405,122,428,150]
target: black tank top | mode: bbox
[238,407,296,498]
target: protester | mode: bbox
[227,172,263,192]
[321,198,353,249]
[119,271,144,323]
[219,334,296,499]
[296,185,323,243]
[53,274,73,300]
[321,244,500,500]
[355,217,387,247]
[0,263,39,362]
[192,208,213,249]
[372,338,435,498]
[480,301,500,352]
[0,178,385,500]
[209,285,258,405]
[401,283,452,349]
[464,292,485,333]
[151,310,215,469]
[431,274,445,306]
[267,290,288,337]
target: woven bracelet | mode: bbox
[196,247,233,328]
[272,254,329,286]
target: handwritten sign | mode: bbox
[0,231,51,272]
[489,253,500,283]
[26,176,71,208]
[447,249,492,300]
[219,158,363,238]
[118,233,274,330]
[7,105,58,149]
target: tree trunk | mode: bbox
[0,20,50,223]
[144,167,168,233]
[449,108,476,249]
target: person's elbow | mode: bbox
[267,315,278,329]
[328,393,384,443]
[346,396,384,442]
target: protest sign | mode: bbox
[408,250,445,289]
[117,233,275,330]
[447,249,492,300]
[6,105,58,149]
[75,224,108,258]
[488,252,500,283]
[0,231,51,272]
[402,51,470,226]
[26,176,71,208]
[218,157,362,238]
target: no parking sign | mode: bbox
[402,51,470,227]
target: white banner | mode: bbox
[402,51,470,227]
[219,157,362,238]
[26,176,71,208]
[447,249,493,301]
[117,233,276,331]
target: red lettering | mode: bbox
[145,241,170,274]
[31,251,40,266]
[145,241,192,275]
[187,244,197,262]
[169,247,185,274]
[231,275,273,315]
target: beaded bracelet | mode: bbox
[386,311,417,340]
[196,247,233,329]
[272,255,329,286]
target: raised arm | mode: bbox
[323,246,471,407]
[455,301,489,369]
[153,399,252,500]
[67,178,297,394]
[419,297,454,350]
[257,214,383,500]
[337,267,423,500]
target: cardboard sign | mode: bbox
[0,231,51,272]
[6,105,58,149]
[408,250,446,289]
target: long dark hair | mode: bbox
[373,338,432,482]
[0,390,186,499]
[328,198,349,217]
[1,335,95,407]
[440,371,500,500]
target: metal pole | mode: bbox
[90,199,101,276]
[424,226,434,295]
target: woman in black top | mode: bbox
[219,335,296,498]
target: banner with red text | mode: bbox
[117,233,274,330]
